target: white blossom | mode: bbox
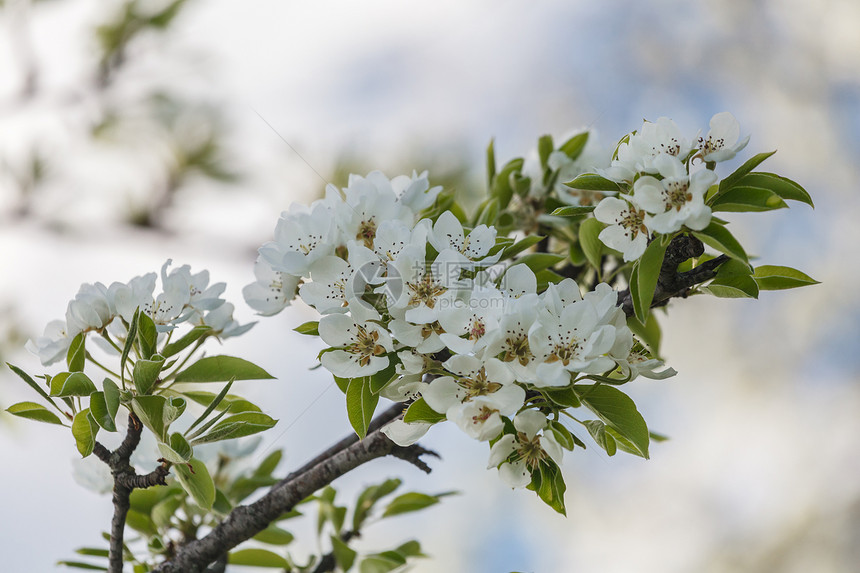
[243,257,300,317]
[699,112,750,162]
[487,410,564,488]
[593,196,650,261]
[634,154,717,233]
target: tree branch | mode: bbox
[153,416,436,573]
[617,234,728,316]
[93,413,172,573]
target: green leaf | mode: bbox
[369,360,398,394]
[711,186,789,212]
[382,492,440,517]
[584,419,617,456]
[331,534,357,571]
[737,172,813,208]
[578,384,649,458]
[125,508,157,536]
[228,549,290,568]
[510,253,565,273]
[491,157,524,209]
[174,355,274,383]
[293,321,320,336]
[549,205,596,217]
[692,222,748,264]
[182,389,261,414]
[71,408,98,457]
[626,314,662,357]
[121,308,140,382]
[89,392,117,432]
[75,548,110,558]
[161,325,210,358]
[131,395,167,439]
[392,540,425,558]
[403,397,445,424]
[67,333,86,372]
[605,426,647,457]
[157,432,193,463]
[564,173,621,191]
[184,380,235,435]
[542,387,581,409]
[536,462,567,515]
[486,138,496,189]
[103,378,120,418]
[719,150,777,190]
[5,401,64,425]
[579,217,604,271]
[753,265,820,290]
[547,420,575,450]
[634,240,668,322]
[253,525,294,546]
[133,355,165,395]
[702,275,759,298]
[353,478,402,530]
[346,377,378,439]
[360,554,406,573]
[559,132,589,161]
[255,450,283,477]
[175,457,215,510]
[475,198,500,227]
[137,312,158,360]
[55,561,108,570]
[190,412,277,445]
[500,235,544,260]
[537,134,554,169]
[151,493,183,529]
[7,363,60,410]
[50,372,97,397]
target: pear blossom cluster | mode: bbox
[245,170,674,488]
[27,260,252,366]
[590,112,749,261]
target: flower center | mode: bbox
[357,219,378,249]
[616,206,648,240]
[503,334,533,366]
[516,432,547,470]
[664,180,692,211]
[460,367,502,399]
[471,405,496,426]
[469,317,486,341]
[699,135,725,155]
[545,334,581,366]
[345,325,387,367]
[406,272,447,308]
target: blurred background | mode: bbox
[1,0,858,571]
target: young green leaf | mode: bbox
[161,325,210,358]
[293,321,320,336]
[89,391,117,432]
[173,355,274,383]
[510,253,566,273]
[578,384,649,458]
[131,395,167,439]
[353,478,402,530]
[185,379,235,435]
[692,222,749,263]
[583,420,617,456]
[559,131,589,161]
[67,333,86,373]
[71,408,98,457]
[331,535,357,571]
[753,265,820,290]
[190,412,277,445]
[120,308,141,383]
[133,354,165,395]
[102,379,120,419]
[719,150,777,190]
[549,205,596,217]
[486,138,496,188]
[346,377,379,439]
[579,217,604,271]
[500,235,544,260]
[252,525,294,546]
[403,398,445,424]
[50,372,97,397]
[382,492,440,518]
[634,239,668,322]
[564,173,621,192]
[711,186,788,212]
[137,312,158,360]
[175,457,216,510]
[157,432,193,463]
[736,172,813,208]
[5,401,65,426]
[7,363,61,412]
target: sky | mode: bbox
[1,0,859,571]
